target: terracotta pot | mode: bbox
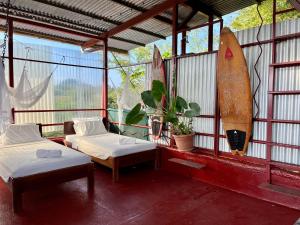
[173,133,194,151]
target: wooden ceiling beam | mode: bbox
[177,9,198,31]
[185,0,222,17]
[83,0,188,48]
[109,0,173,25]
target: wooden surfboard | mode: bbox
[151,45,166,140]
[217,27,253,156]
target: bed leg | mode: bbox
[12,179,22,213]
[154,148,160,170]
[87,164,94,196]
[112,159,119,182]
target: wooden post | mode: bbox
[213,18,223,157]
[102,38,108,119]
[208,15,214,52]
[8,18,15,123]
[170,3,178,147]
[266,0,277,184]
[181,31,187,55]
[171,3,178,97]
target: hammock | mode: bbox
[109,72,140,136]
[8,67,52,108]
[0,61,11,133]
[109,53,142,141]
[0,1,56,132]
[0,56,55,132]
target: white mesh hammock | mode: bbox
[8,67,52,108]
[109,52,142,139]
[111,73,140,136]
[0,56,54,133]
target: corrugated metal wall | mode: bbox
[173,18,300,165]
[177,53,216,150]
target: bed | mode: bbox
[0,124,94,213]
[64,119,159,182]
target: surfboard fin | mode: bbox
[226,130,246,154]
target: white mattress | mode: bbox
[65,133,157,160]
[0,139,91,182]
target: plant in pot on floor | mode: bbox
[125,79,200,151]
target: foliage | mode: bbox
[130,46,152,62]
[43,130,64,138]
[125,103,146,125]
[125,80,200,135]
[129,43,172,63]
[187,28,209,53]
[231,0,300,30]
[108,53,145,108]
[108,85,119,109]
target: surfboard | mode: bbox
[151,45,166,140]
[217,27,253,156]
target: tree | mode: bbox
[108,53,145,109]
[107,42,173,108]
[231,0,300,30]
[187,28,209,53]
[129,42,172,62]
[130,46,152,63]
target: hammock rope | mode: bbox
[1,0,10,65]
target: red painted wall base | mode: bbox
[161,148,300,210]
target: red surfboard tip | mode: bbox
[225,47,233,59]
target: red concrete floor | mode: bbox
[0,164,299,225]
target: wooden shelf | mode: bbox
[168,158,206,169]
[270,61,300,68]
[268,90,300,95]
[259,183,300,198]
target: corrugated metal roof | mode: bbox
[0,0,259,52]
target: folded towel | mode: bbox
[118,137,136,145]
[36,149,62,158]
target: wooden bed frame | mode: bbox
[2,124,94,213]
[8,163,94,213]
[64,120,160,182]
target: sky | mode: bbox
[149,11,239,55]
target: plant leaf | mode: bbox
[141,90,157,108]
[183,110,197,118]
[126,111,146,125]
[175,96,188,113]
[125,103,143,125]
[151,80,166,102]
[189,102,201,115]
[131,112,146,125]
[164,111,178,124]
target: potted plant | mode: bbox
[125,80,200,151]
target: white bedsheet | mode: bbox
[65,133,157,160]
[0,140,91,182]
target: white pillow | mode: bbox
[73,117,102,123]
[73,120,107,136]
[2,124,43,145]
